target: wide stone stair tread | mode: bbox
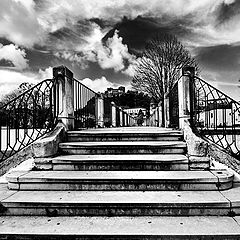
[52,154,188,163]
[59,141,187,147]
[1,189,230,204]
[59,141,187,155]
[51,154,189,171]
[7,170,232,182]
[67,128,183,141]
[36,154,189,171]
[6,170,233,191]
[1,216,240,238]
[0,188,236,216]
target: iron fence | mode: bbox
[191,76,240,159]
[0,66,137,162]
[0,78,59,162]
[73,78,98,129]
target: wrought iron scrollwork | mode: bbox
[0,78,59,162]
[191,76,240,159]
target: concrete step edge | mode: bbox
[59,141,187,149]
[1,216,240,237]
[51,154,188,164]
[6,170,233,183]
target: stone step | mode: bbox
[1,216,240,239]
[59,141,187,155]
[0,188,234,216]
[51,154,189,171]
[6,170,233,191]
[67,129,183,142]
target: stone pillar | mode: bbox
[129,115,133,126]
[53,66,74,130]
[127,115,130,126]
[111,102,116,127]
[95,95,104,127]
[164,94,170,128]
[119,108,123,127]
[178,66,195,129]
[124,112,128,126]
[158,101,163,127]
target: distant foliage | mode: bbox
[132,34,199,102]
[0,82,35,107]
[105,90,151,110]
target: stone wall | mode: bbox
[0,144,34,176]
[208,144,240,175]
[183,120,240,174]
[33,123,67,170]
[183,120,210,170]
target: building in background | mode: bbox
[103,86,125,98]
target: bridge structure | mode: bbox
[0,65,240,239]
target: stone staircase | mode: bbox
[1,127,240,239]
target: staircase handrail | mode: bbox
[194,76,240,105]
[190,75,240,159]
[0,77,59,162]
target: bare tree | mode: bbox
[132,34,199,102]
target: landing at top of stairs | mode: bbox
[67,127,183,142]
[68,127,181,133]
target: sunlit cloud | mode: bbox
[0,44,28,70]
[0,67,52,99]
[55,26,137,76]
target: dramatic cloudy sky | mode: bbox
[0,0,240,100]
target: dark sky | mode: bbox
[0,0,240,100]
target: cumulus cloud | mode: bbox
[96,30,136,73]
[37,0,240,66]
[180,0,240,47]
[36,0,222,27]
[81,75,132,93]
[56,26,137,76]
[81,76,117,93]
[1,0,240,100]
[0,44,28,70]
[1,0,239,49]
[38,66,53,79]
[0,67,53,99]
[0,0,44,47]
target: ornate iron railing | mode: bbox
[73,78,98,129]
[191,76,240,159]
[0,78,59,162]
[0,65,137,163]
